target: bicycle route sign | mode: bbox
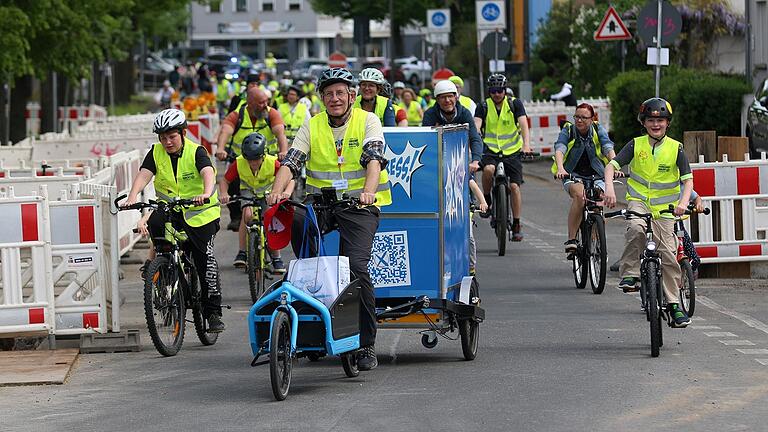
[476,0,506,30]
[427,9,451,33]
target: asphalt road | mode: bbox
[3,162,768,431]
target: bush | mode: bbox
[606,68,751,147]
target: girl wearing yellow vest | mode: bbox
[604,98,693,328]
[399,88,423,127]
[219,133,294,273]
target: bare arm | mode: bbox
[604,163,617,208]
[215,123,235,161]
[474,117,482,133]
[218,177,231,204]
[267,165,294,205]
[360,160,381,205]
[272,124,288,161]
[125,168,154,206]
[676,178,693,216]
[195,166,216,205]
[554,151,567,178]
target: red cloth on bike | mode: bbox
[263,199,294,250]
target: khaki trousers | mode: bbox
[619,201,681,304]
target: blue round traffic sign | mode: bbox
[431,11,446,27]
[482,3,500,21]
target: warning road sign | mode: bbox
[594,6,631,41]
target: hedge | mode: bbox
[605,68,751,147]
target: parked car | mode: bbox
[395,56,431,86]
[292,58,328,78]
[747,77,768,157]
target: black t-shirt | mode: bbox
[140,145,213,177]
[573,148,594,176]
[474,97,527,132]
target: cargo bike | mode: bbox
[247,125,485,400]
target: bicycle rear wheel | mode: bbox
[679,258,696,317]
[494,185,508,256]
[144,256,186,356]
[247,227,266,304]
[458,279,480,361]
[573,225,588,289]
[588,216,607,294]
[189,264,218,346]
[270,310,293,401]
[644,261,662,358]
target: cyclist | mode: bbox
[379,82,408,127]
[353,68,396,126]
[449,75,477,115]
[422,80,482,173]
[419,88,436,109]
[215,87,288,231]
[125,109,225,332]
[552,103,616,253]
[218,132,294,272]
[277,85,310,146]
[474,73,532,241]
[268,67,391,371]
[227,74,260,114]
[392,81,405,106]
[400,88,423,126]
[604,97,693,328]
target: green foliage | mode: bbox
[310,0,438,26]
[606,68,750,146]
[109,94,156,116]
[0,6,32,78]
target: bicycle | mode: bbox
[488,151,538,256]
[673,204,710,317]
[115,194,219,356]
[605,206,696,357]
[564,174,607,294]
[228,195,274,304]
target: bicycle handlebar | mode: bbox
[606,204,711,220]
[114,193,209,211]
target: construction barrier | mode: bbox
[686,153,768,263]
[58,105,108,134]
[521,98,611,157]
[25,102,41,137]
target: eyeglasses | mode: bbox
[322,90,350,100]
[573,115,592,122]
[489,87,505,94]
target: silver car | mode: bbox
[747,77,768,157]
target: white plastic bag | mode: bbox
[287,256,350,308]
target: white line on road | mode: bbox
[755,359,768,366]
[704,332,738,337]
[699,295,768,336]
[719,340,755,346]
[737,349,768,355]
[389,329,403,364]
[690,325,721,330]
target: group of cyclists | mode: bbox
[124,61,700,370]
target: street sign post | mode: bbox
[594,6,632,41]
[476,0,506,30]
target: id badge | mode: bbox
[337,155,345,164]
[332,179,349,190]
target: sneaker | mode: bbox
[564,239,578,253]
[226,218,241,231]
[619,277,639,293]
[271,257,286,274]
[207,313,225,333]
[357,345,378,371]
[139,259,151,281]
[511,223,523,242]
[669,303,691,328]
[233,250,247,268]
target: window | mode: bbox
[235,0,247,12]
[208,0,222,12]
[287,0,302,11]
[260,0,274,11]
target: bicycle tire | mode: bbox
[573,225,588,289]
[189,263,218,346]
[270,310,293,401]
[459,279,480,360]
[494,184,508,256]
[247,227,266,304]
[679,258,696,317]
[144,256,186,357]
[588,216,607,294]
[644,261,661,358]
[341,352,359,377]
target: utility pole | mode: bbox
[389,0,396,85]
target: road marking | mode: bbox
[389,329,403,364]
[691,316,706,321]
[755,359,768,366]
[690,325,721,330]
[699,295,768,336]
[719,340,755,346]
[704,332,738,337]
[737,349,768,355]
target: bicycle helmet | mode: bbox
[433,80,458,97]
[359,68,386,86]
[153,109,187,134]
[379,81,393,98]
[637,97,673,123]
[241,132,267,160]
[448,75,464,87]
[287,84,304,98]
[393,81,406,89]
[419,88,432,97]
[317,68,356,93]
[486,74,507,88]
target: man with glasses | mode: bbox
[474,74,531,241]
[268,68,391,371]
[552,103,616,253]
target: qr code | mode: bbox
[368,231,411,287]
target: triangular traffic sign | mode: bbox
[594,6,632,41]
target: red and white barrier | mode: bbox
[686,153,768,263]
[522,98,612,157]
[25,102,41,137]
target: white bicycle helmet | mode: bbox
[359,68,386,86]
[393,81,406,89]
[153,109,187,134]
[433,80,458,97]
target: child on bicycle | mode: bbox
[604,98,693,328]
[218,132,294,273]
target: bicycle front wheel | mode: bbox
[644,261,662,358]
[588,216,607,294]
[679,258,696,317]
[189,264,218,346]
[144,256,186,356]
[573,225,588,289]
[270,310,293,401]
[494,185,508,256]
[247,227,266,304]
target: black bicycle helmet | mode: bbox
[379,81,393,98]
[287,84,304,98]
[317,68,356,93]
[637,97,673,123]
[153,109,187,134]
[241,132,267,160]
[486,73,507,88]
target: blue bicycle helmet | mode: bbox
[241,132,267,160]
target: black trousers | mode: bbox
[147,209,222,317]
[291,205,380,347]
[227,178,242,222]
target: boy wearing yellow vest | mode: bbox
[219,133,294,273]
[604,98,693,328]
